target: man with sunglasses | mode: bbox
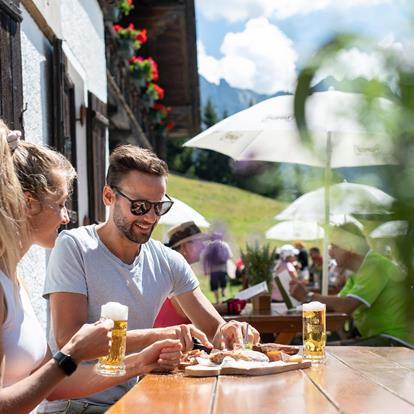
[42,145,259,413]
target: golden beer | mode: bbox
[303,301,326,363]
[96,302,128,376]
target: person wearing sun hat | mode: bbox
[289,222,414,347]
[154,221,209,327]
[271,244,299,302]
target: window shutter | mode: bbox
[0,0,23,130]
[87,91,108,223]
[52,38,79,228]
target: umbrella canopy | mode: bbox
[266,221,324,241]
[184,90,397,295]
[184,90,396,168]
[158,197,210,228]
[370,220,408,239]
[266,215,363,241]
[276,183,394,222]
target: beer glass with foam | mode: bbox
[303,301,326,363]
[96,302,128,376]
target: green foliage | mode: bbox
[241,243,276,292]
[192,99,234,184]
[203,98,219,128]
[165,137,196,177]
[293,32,414,314]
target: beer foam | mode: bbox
[101,302,128,320]
[303,301,326,311]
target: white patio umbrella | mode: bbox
[266,221,324,241]
[158,197,210,228]
[370,220,408,239]
[276,183,394,222]
[266,215,363,241]
[184,90,397,294]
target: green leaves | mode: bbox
[241,243,276,292]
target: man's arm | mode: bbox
[175,287,224,340]
[176,287,260,349]
[50,292,88,348]
[289,279,362,314]
[309,293,361,314]
[50,292,210,353]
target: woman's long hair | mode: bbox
[0,120,28,286]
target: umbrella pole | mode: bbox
[322,132,332,296]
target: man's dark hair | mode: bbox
[106,145,168,187]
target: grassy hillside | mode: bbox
[152,174,288,255]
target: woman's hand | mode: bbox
[132,339,182,373]
[61,319,114,363]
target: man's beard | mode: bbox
[113,204,155,244]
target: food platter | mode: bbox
[181,344,311,377]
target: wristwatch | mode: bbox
[53,351,77,376]
[303,291,315,304]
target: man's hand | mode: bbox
[213,320,260,350]
[289,279,308,302]
[161,324,213,352]
[134,339,182,373]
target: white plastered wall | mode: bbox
[18,0,107,326]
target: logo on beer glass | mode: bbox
[96,302,128,376]
[303,301,326,363]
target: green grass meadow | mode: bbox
[152,174,290,302]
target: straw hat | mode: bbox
[166,221,208,249]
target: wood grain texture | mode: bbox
[214,370,338,414]
[106,373,216,414]
[106,347,414,414]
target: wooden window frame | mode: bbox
[0,0,23,130]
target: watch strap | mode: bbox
[53,351,77,376]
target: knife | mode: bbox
[192,337,212,354]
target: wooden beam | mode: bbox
[20,0,55,41]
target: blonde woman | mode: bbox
[0,120,181,414]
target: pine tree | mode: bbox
[203,98,218,128]
[194,99,233,184]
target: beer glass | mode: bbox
[96,302,128,376]
[303,301,326,363]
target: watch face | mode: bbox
[54,352,77,375]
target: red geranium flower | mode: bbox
[152,83,164,100]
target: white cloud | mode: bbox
[197,18,298,94]
[197,41,221,84]
[313,37,403,85]
[196,0,391,22]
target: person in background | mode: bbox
[202,232,234,303]
[154,221,208,327]
[293,241,309,279]
[0,121,181,414]
[308,246,323,287]
[271,244,299,302]
[290,223,414,348]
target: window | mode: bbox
[87,92,108,223]
[0,0,23,129]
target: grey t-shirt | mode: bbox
[42,224,199,408]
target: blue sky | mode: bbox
[195,0,411,94]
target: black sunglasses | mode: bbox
[112,186,174,216]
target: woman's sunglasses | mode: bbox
[112,186,174,216]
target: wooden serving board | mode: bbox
[185,360,311,377]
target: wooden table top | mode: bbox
[107,347,414,414]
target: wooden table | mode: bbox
[223,303,349,344]
[107,347,414,414]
